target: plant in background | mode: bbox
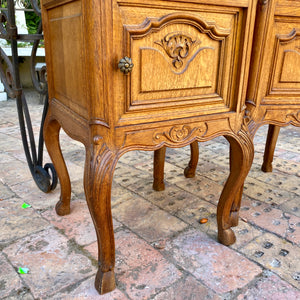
[23,0,41,34]
[0,1,41,34]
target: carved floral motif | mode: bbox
[155,33,197,69]
[154,124,207,143]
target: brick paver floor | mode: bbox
[0,92,299,299]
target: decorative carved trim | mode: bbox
[276,29,300,45]
[154,123,207,143]
[124,12,230,45]
[155,32,197,69]
[286,110,300,123]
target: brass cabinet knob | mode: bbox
[118,56,134,74]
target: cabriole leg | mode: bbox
[217,133,254,246]
[84,143,117,294]
[261,124,280,172]
[44,114,71,216]
[153,146,166,191]
[184,141,199,178]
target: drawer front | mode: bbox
[113,1,254,124]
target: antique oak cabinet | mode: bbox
[41,0,257,294]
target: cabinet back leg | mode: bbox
[184,141,199,178]
[44,115,71,216]
[261,125,280,172]
[153,147,166,191]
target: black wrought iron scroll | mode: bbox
[0,0,57,192]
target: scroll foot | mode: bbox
[184,141,199,178]
[95,268,116,295]
[218,228,236,246]
[55,198,71,216]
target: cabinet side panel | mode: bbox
[45,0,88,118]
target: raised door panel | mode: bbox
[263,15,300,104]
[113,1,248,125]
[43,0,88,118]
[126,14,230,108]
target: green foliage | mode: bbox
[24,1,41,34]
[25,10,40,34]
[0,1,7,9]
[0,1,41,34]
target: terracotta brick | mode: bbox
[3,228,95,298]
[243,177,294,205]
[0,159,32,186]
[0,181,15,200]
[230,220,263,250]
[42,200,97,246]
[9,179,61,210]
[280,197,300,218]
[0,198,50,244]
[197,161,229,185]
[114,230,171,273]
[175,199,218,240]
[164,229,262,294]
[0,152,15,165]
[114,162,150,187]
[0,253,28,298]
[273,158,300,176]
[42,200,122,246]
[255,172,300,197]
[174,176,223,206]
[86,229,174,274]
[117,259,181,299]
[112,197,187,242]
[239,233,300,288]
[153,275,221,300]
[0,133,23,153]
[85,229,182,298]
[240,198,300,245]
[133,181,201,215]
[237,272,300,300]
[52,277,128,300]
[111,181,138,208]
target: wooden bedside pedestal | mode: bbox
[246,0,300,153]
[41,0,256,294]
[155,0,300,184]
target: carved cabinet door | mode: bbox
[253,0,300,107]
[112,0,256,127]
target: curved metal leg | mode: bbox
[44,112,71,216]
[153,147,166,191]
[217,132,254,246]
[84,142,117,294]
[0,1,56,193]
[261,124,280,173]
[184,141,199,178]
